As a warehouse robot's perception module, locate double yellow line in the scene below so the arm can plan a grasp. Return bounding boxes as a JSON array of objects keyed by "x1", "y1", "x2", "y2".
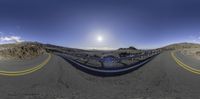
[
  {"x1": 0, "y1": 53, "x2": 51, "y2": 76},
  {"x1": 171, "y1": 52, "x2": 200, "y2": 75}
]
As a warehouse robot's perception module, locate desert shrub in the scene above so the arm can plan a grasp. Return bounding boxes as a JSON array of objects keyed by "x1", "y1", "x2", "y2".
[
  {"x1": 120, "y1": 59, "x2": 138, "y2": 66},
  {"x1": 76, "y1": 58, "x2": 88, "y2": 64},
  {"x1": 85, "y1": 59, "x2": 102, "y2": 67},
  {"x1": 196, "y1": 51, "x2": 200, "y2": 56},
  {"x1": 119, "y1": 52, "x2": 130, "y2": 57}
]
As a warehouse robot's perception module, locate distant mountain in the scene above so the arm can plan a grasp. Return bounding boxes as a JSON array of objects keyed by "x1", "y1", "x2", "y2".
[
  {"x1": 118, "y1": 46, "x2": 137, "y2": 50},
  {"x1": 162, "y1": 42, "x2": 200, "y2": 50}
]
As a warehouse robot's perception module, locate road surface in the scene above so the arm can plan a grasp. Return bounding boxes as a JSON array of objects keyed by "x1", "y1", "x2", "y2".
[
  {"x1": 0, "y1": 51, "x2": 199, "y2": 99},
  {"x1": 0, "y1": 53, "x2": 51, "y2": 76}
]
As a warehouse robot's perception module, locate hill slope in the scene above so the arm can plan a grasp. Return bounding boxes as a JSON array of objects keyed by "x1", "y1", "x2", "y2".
[
  {"x1": 162, "y1": 42, "x2": 200, "y2": 50},
  {"x1": 0, "y1": 42, "x2": 46, "y2": 60}
]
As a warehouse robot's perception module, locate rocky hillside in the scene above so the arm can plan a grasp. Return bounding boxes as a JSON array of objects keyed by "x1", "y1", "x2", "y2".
[
  {"x1": 0, "y1": 42, "x2": 46, "y2": 60},
  {"x1": 162, "y1": 42, "x2": 200, "y2": 50}
]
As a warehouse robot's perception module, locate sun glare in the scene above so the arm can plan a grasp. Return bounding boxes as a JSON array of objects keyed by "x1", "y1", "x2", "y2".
[{"x1": 97, "y1": 35, "x2": 103, "y2": 42}]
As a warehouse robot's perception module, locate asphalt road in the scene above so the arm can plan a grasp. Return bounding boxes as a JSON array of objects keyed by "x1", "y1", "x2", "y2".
[
  {"x1": 0, "y1": 51, "x2": 199, "y2": 99},
  {"x1": 0, "y1": 54, "x2": 49, "y2": 71},
  {"x1": 175, "y1": 51, "x2": 200, "y2": 69}
]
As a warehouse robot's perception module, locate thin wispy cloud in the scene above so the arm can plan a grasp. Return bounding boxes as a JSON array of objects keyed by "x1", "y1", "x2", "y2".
[
  {"x1": 0, "y1": 36, "x2": 23, "y2": 43},
  {"x1": 188, "y1": 33, "x2": 200, "y2": 43},
  {"x1": 0, "y1": 32, "x2": 24, "y2": 44}
]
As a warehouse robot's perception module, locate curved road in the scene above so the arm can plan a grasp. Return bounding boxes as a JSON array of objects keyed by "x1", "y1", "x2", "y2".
[
  {"x1": 0, "y1": 51, "x2": 199, "y2": 99},
  {"x1": 0, "y1": 53, "x2": 51, "y2": 76}
]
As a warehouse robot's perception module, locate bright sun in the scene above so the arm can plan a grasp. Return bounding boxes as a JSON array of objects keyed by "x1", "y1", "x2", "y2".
[{"x1": 97, "y1": 35, "x2": 103, "y2": 42}]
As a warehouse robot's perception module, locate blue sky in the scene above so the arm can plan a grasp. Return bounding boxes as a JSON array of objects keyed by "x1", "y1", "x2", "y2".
[{"x1": 0, "y1": 0, "x2": 200, "y2": 49}]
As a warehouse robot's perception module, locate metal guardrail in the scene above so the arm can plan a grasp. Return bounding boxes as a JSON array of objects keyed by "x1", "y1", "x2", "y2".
[{"x1": 57, "y1": 53, "x2": 159, "y2": 77}]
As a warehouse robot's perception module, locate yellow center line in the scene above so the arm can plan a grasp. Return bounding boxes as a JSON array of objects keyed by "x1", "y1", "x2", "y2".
[
  {"x1": 171, "y1": 51, "x2": 200, "y2": 75},
  {"x1": 0, "y1": 53, "x2": 52, "y2": 76}
]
